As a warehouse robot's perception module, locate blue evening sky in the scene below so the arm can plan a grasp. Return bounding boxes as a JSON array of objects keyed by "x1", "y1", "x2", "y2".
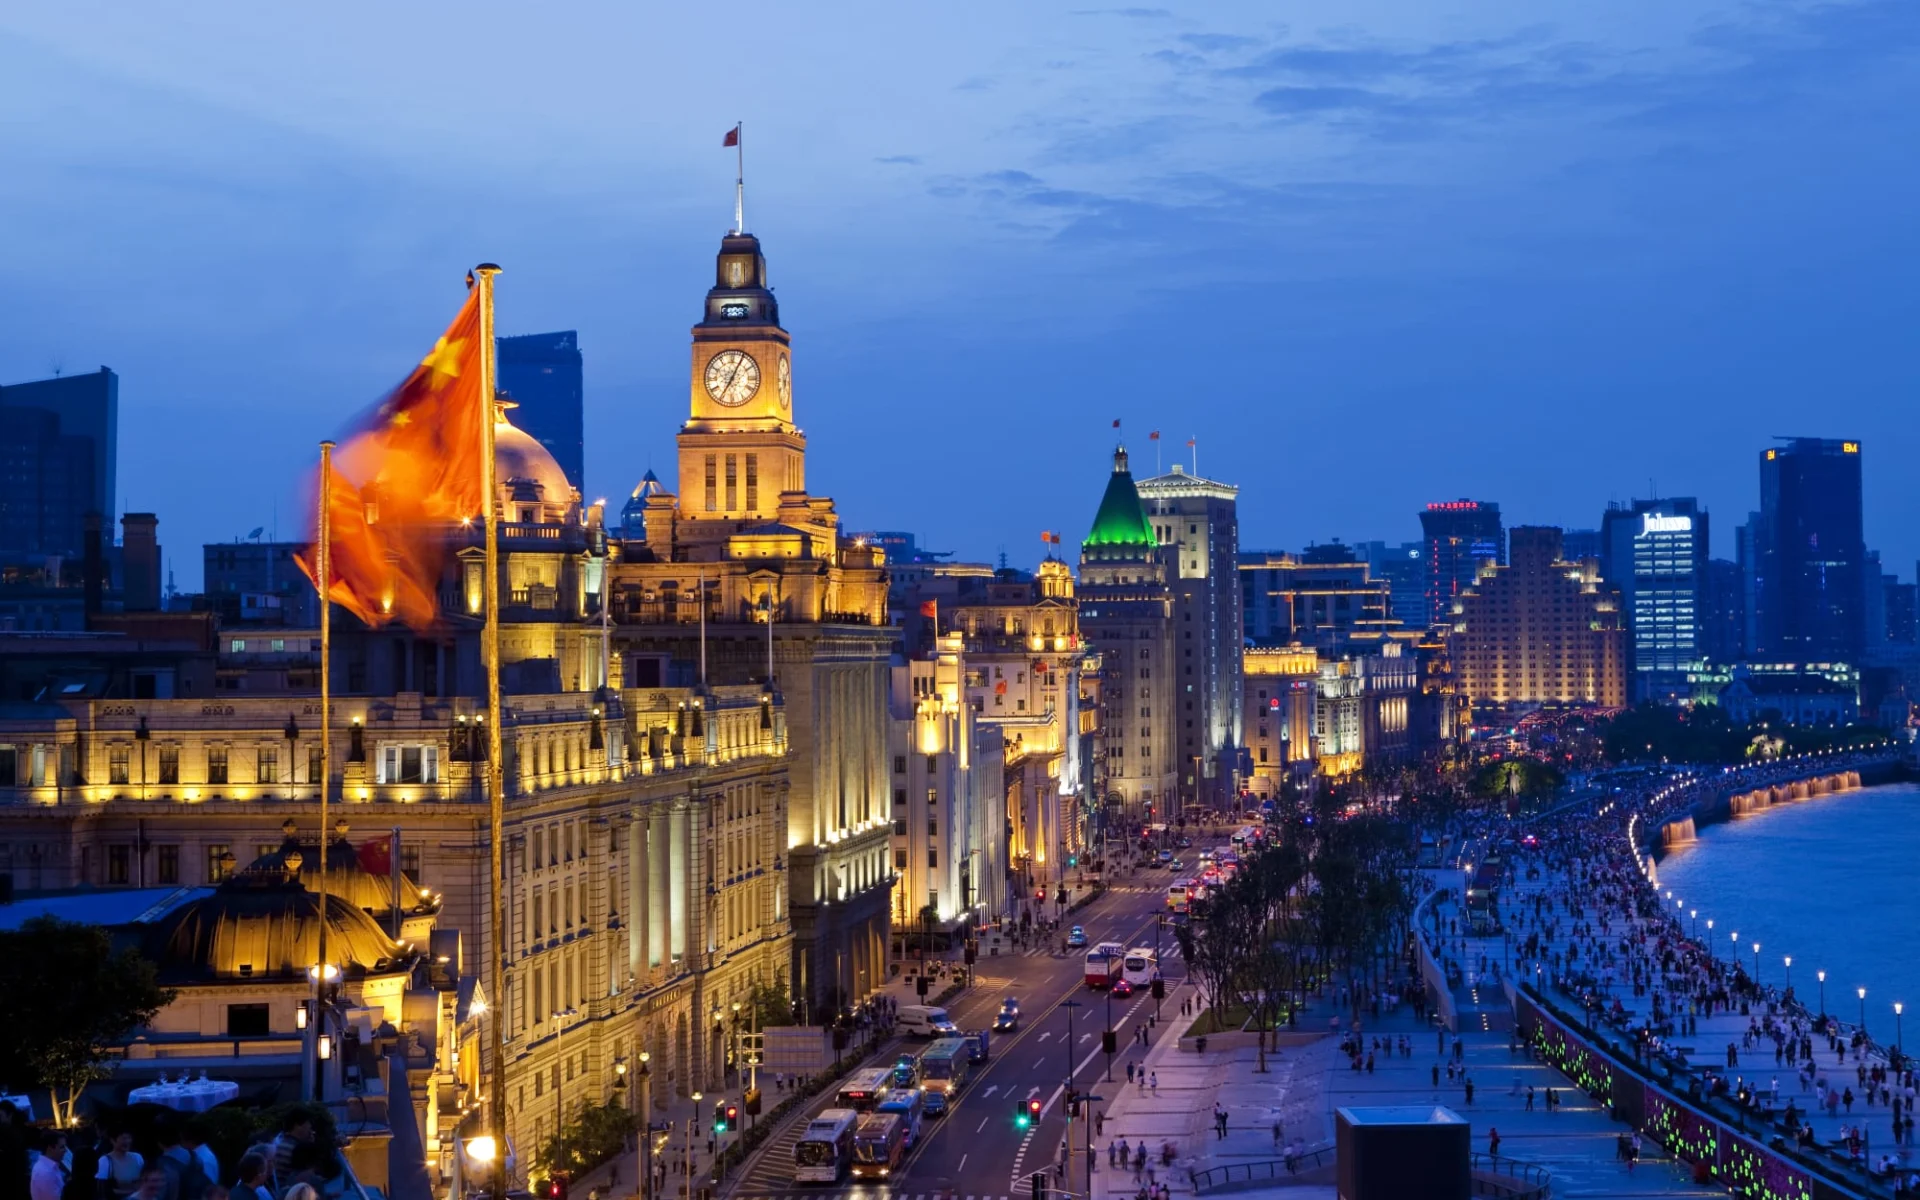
[{"x1": 2, "y1": 2, "x2": 1915, "y2": 587}]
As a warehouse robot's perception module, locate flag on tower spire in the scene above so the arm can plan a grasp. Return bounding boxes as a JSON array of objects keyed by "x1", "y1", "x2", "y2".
[{"x1": 724, "y1": 123, "x2": 744, "y2": 232}]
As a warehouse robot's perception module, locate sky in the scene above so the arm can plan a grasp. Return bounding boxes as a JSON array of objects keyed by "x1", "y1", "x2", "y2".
[{"x1": 2, "y1": 1, "x2": 1916, "y2": 589}]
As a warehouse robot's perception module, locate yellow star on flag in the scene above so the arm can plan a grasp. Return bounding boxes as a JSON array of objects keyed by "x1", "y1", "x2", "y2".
[
  {"x1": 390, "y1": 410, "x2": 412, "y2": 427},
  {"x1": 418, "y1": 335, "x2": 466, "y2": 390}
]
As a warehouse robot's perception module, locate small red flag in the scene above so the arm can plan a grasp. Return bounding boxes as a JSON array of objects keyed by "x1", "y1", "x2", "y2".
[
  {"x1": 357, "y1": 837, "x2": 393, "y2": 876},
  {"x1": 919, "y1": 600, "x2": 937, "y2": 619},
  {"x1": 1187, "y1": 437, "x2": 1197, "y2": 447},
  {"x1": 1112, "y1": 419, "x2": 1121, "y2": 428},
  {"x1": 1150, "y1": 431, "x2": 1161, "y2": 440},
  {"x1": 723, "y1": 125, "x2": 740, "y2": 147}
]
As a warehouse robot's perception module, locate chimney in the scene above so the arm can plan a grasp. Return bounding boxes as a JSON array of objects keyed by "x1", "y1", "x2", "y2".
[
  {"x1": 83, "y1": 512, "x2": 104, "y2": 616},
  {"x1": 121, "y1": 513, "x2": 161, "y2": 612}
]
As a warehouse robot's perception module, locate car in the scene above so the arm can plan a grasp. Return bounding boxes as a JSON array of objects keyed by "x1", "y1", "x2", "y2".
[
  {"x1": 1176, "y1": 837, "x2": 1192, "y2": 848},
  {"x1": 994, "y1": 1009, "x2": 1019, "y2": 1032},
  {"x1": 1066, "y1": 926, "x2": 1088, "y2": 948},
  {"x1": 1169, "y1": 859, "x2": 1184, "y2": 870},
  {"x1": 1111, "y1": 979, "x2": 1135, "y2": 998},
  {"x1": 1157, "y1": 849, "x2": 1174, "y2": 864}
]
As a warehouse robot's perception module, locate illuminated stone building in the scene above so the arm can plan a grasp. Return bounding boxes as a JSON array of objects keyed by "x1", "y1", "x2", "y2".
[
  {"x1": 885, "y1": 635, "x2": 1005, "y2": 939},
  {"x1": 1135, "y1": 465, "x2": 1243, "y2": 809},
  {"x1": 0, "y1": 407, "x2": 795, "y2": 1179},
  {"x1": 1242, "y1": 645, "x2": 1318, "y2": 800},
  {"x1": 605, "y1": 226, "x2": 893, "y2": 1022},
  {"x1": 1077, "y1": 448, "x2": 1175, "y2": 824},
  {"x1": 1448, "y1": 526, "x2": 1627, "y2": 711}
]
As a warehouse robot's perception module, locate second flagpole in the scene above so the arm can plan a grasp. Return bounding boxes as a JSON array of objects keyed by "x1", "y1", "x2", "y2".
[{"x1": 475, "y1": 262, "x2": 509, "y2": 1200}]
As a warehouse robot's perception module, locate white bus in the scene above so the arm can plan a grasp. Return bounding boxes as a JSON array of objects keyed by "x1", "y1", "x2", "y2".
[
  {"x1": 1122, "y1": 947, "x2": 1159, "y2": 985},
  {"x1": 1166, "y1": 880, "x2": 1192, "y2": 914},
  {"x1": 793, "y1": 1109, "x2": 859, "y2": 1183}
]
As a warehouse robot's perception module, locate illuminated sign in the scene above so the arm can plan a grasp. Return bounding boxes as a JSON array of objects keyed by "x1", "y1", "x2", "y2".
[
  {"x1": 1426, "y1": 501, "x2": 1482, "y2": 512},
  {"x1": 1766, "y1": 450, "x2": 1777, "y2": 460},
  {"x1": 1640, "y1": 514, "x2": 1693, "y2": 536},
  {"x1": 1843, "y1": 442, "x2": 1860, "y2": 454}
]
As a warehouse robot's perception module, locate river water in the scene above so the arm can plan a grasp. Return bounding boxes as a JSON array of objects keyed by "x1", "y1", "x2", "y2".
[{"x1": 1651, "y1": 780, "x2": 1920, "y2": 1038}]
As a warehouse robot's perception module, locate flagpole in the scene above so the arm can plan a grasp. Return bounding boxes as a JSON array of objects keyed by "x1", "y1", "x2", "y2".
[
  {"x1": 315, "y1": 440, "x2": 334, "y2": 1101},
  {"x1": 1190, "y1": 437, "x2": 1198, "y2": 476},
  {"x1": 734, "y1": 122, "x2": 745, "y2": 234},
  {"x1": 476, "y1": 262, "x2": 509, "y2": 1200}
]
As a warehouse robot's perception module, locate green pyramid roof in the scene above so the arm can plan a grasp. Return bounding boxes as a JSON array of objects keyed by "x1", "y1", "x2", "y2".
[{"x1": 1084, "y1": 447, "x2": 1156, "y2": 549}]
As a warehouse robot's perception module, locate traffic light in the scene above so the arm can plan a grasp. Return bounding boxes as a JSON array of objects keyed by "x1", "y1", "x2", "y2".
[
  {"x1": 1031, "y1": 1170, "x2": 1048, "y2": 1200},
  {"x1": 1014, "y1": 1099, "x2": 1032, "y2": 1129},
  {"x1": 743, "y1": 1087, "x2": 762, "y2": 1116},
  {"x1": 545, "y1": 1173, "x2": 570, "y2": 1200},
  {"x1": 1151, "y1": 978, "x2": 1166, "y2": 1000},
  {"x1": 713, "y1": 1100, "x2": 728, "y2": 1134},
  {"x1": 724, "y1": 1102, "x2": 740, "y2": 1132}
]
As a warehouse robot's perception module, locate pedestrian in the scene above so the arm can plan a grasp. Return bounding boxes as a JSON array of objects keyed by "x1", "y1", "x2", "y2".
[
  {"x1": 1127, "y1": 1062, "x2": 1136, "y2": 1085},
  {"x1": 1488, "y1": 1127, "x2": 1500, "y2": 1157},
  {"x1": 1096, "y1": 1111, "x2": 1105, "y2": 1137},
  {"x1": 1272, "y1": 1120, "x2": 1283, "y2": 1150},
  {"x1": 1432, "y1": 1064, "x2": 1440, "y2": 1086},
  {"x1": 1526, "y1": 1086, "x2": 1535, "y2": 1111},
  {"x1": 1464, "y1": 1079, "x2": 1475, "y2": 1105},
  {"x1": 1150, "y1": 1072, "x2": 1159, "y2": 1094}
]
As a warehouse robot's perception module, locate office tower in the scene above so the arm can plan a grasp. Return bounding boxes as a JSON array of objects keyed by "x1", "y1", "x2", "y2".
[
  {"x1": 1449, "y1": 527, "x2": 1627, "y2": 709},
  {"x1": 1136, "y1": 464, "x2": 1244, "y2": 808},
  {"x1": 1361, "y1": 540, "x2": 1429, "y2": 630},
  {"x1": 1702, "y1": 559, "x2": 1746, "y2": 664},
  {"x1": 1738, "y1": 514, "x2": 1763, "y2": 659},
  {"x1": 1240, "y1": 548, "x2": 1396, "y2": 652},
  {"x1": 1560, "y1": 528, "x2": 1602, "y2": 564},
  {"x1": 203, "y1": 541, "x2": 319, "y2": 626},
  {"x1": 1753, "y1": 438, "x2": 1866, "y2": 662},
  {"x1": 1887, "y1": 575, "x2": 1917, "y2": 645},
  {"x1": 1863, "y1": 551, "x2": 1886, "y2": 654},
  {"x1": 496, "y1": 331, "x2": 584, "y2": 491},
  {"x1": 1599, "y1": 499, "x2": 1709, "y2": 703},
  {"x1": 1078, "y1": 446, "x2": 1175, "y2": 823},
  {"x1": 1420, "y1": 500, "x2": 1504, "y2": 628},
  {"x1": 0, "y1": 368, "x2": 118, "y2": 564}
]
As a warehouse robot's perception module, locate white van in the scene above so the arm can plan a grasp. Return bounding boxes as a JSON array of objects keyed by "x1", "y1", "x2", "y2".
[{"x1": 896, "y1": 1005, "x2": 959, "y2": 1038}]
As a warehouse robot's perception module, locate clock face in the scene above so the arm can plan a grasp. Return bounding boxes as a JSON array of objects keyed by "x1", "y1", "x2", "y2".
[
  {"x1": 703, "y1": 349, "x2": 760, "y2": 407},
  {"x1": 776, "y1": 354, "x2": 791, "y2": 408}
]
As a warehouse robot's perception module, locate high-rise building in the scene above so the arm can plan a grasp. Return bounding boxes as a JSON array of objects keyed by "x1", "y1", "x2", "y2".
[
  {"x1": 203, "y1": 541, "x2": 319, "y2": 626},
  {"x1": 496, "y1": 331, "x2": 584, "y2": 491},
  {"x1": 1136, "y1": 464, "x2": 1243, "y2": 809},
  {"x1": 1888, "y1": 575, "x2": 1917, "y2": 646},
  {"x1": 1360, "y1": 540, "x2": 1429, "y2": 630},
  {"x1": 1701, "y1": 558, "x2": 1746, "y2": 665},
  {"x1": 1753, "y1": 438, "x2": 1866, "y2": 663},
  {"x1": 1078, "y1": 446, "x2": 1175, "y2": 824},
  {"x1": 1560, "y1": 528, "x2": 1602, "y2": 564},
  {"x1": 1420, "y1": 500, "x2": 1504, "y2": 629},
  {"x1": 0, "y1": 368, "x2": 118, "y2": 564},
  {"x1": 1448, "y1": 526, "x2": 1627, "y2": 710},
  {"x1": 1599, "y1": 499, "x2": 1709, "y2": 703},
  {"x1": 1240, "y1": 548, "x2": 1397, "y2": 652}
]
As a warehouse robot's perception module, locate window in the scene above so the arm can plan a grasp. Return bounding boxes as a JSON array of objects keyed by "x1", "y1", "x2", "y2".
[
  {"x1": 157, "y1": 746, "x2": 179, "y2": 785},
  {"x1": 107, "y1": 844, "x2": 131, "y2": 885},
  {"x1": 270, "y1": 638, "x2": 286, "y2": 652},
  {"x1": 206, "y1": 746, "x2": 228, "y2": 785},
  {"x1": 893, "y1": 818, "x2": 907, "y2": 836},
  {"x1": 533, "y1": 829, "x2": 545, "y2": 869},
  {"x1": 704, "y1": 454, "x2": 718, "y2": 513},
  {"x1": 378, "y1": 744, "x2": 440, "y2": 784},
  {"x1": 156, "y1": 845, "x2": 180, "y2": 884},
  {"x1": 108, "y1": 744, "x2": 130, "y2": 786},
  {"x1": 230, "y1": 638, "x2": 246, "y2": 653},
  {"x1": 892, "y1": 755, "x2": 906, "y2": 774},
  {"x1": 0, "y1": 747, "x2": 14, "y2": 786},
  {"x1": 893, "y1": 788, "x2": 906, "y2": 807},
  {"x1": 927, "y1": 818, "x2": 937, "y2": 836},
  {"x1": 927, "y1": 849, "x2": 938, "y2": 868},
  {"x1": 725, "y1": 454, "x2": 738, "y2": 511},
  {"x1": 745, "y1": 453, "x2": 758, "y2": 511},
  {"x1": 226, "y1": 1004, "x2": 270, "y2": 1037},
  {"x1": 208, "y1": 844, "x2": 232, "y2": 882},
  {"x1": 925, "y1": 755, "x2": 937, "y2": 774},
  {"x1": 926, "y1": 788, "x2": 937, "y2": 806},
  {"x1": 257, "y1": 746, "x2": 278, "y2": 786},
  {"x1": 402, "y1": 847, "x2": 420, "y2": 876},
  {"x1": 307, "y1": 744, "x2": 322, "y2": 784},
  {"x1": 894, "y1": 849, "x2": 907, "y2": 870}
]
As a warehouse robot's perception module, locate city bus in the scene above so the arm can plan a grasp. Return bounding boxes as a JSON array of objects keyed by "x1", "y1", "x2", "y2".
[
  {"x1": 793, "y1": 1109, "x2": 859, "y2": 1183},
  {"x1": 1166, "y1": 880, "x2": 1192, "y2": 914},
  {"x1": 1231, "y1": 826, "x2": 1256, "y2": 849},
  {"x1": 1084, "y1": 944, "x2": 1124, "y2": 989},
  {"x1": 850, "y1": 1112, "x2": 908, "y2": 1179},
  {"x1": 919, "y1": 1038, "x2": 972, "y2": 1107},
  {"x1": 1123, "y1": 947, "x2": 1159, "y2": 985},
  {"x1": 835, "y1": 1068, "x2": 894, "y2": 1112},
  {"x1": 876, "y1": 1087, "x2": 926, "y2": 1144}
]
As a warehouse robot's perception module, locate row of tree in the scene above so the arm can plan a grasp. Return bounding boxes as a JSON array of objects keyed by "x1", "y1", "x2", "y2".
[{"x1": 1174, "y1": 800, "x2": 1416, "y2": 1070}]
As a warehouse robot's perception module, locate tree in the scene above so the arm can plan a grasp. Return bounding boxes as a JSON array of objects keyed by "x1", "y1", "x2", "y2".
[{"x1": 0, "y1": 917, "x2": 175, "y2": 1126}]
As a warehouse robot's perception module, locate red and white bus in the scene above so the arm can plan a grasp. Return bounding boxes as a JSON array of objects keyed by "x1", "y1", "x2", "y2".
[
  {"x1": 1084, "y1": 941, "x2": 1125, "y2": 989},
  {"x1": 850, "y1": 1112, "x2": 908, "y2": 1179}
]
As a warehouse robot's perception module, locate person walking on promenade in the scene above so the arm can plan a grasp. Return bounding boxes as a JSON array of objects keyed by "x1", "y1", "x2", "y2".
[
  {"x1": 1487, "y1": 1128, "x2": 1500, "y2": 1157},
  {"x1": 1526, "y1": 1086, "x2": 1535, "y2": 1111}
]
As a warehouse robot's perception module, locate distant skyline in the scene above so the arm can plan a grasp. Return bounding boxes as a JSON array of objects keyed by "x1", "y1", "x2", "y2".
[{"x1": 2, "y1": 1, "x2": 1915, "y2": 589}]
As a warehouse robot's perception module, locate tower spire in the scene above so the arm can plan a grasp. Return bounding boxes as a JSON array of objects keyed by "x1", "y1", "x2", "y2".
[{"x1": 727, "y1": 122, "x2": 745, "y2": 234}]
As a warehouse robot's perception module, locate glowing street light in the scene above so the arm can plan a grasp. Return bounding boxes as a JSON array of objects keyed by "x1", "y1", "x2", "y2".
[{"x1": 1818, "y1": 970, "x2": 1827, "y2": 1016}]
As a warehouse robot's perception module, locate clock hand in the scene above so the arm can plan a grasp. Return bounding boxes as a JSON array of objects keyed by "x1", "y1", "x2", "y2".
[{"x1": 721, "y1": 359, "x2": 744, "y2": 399}]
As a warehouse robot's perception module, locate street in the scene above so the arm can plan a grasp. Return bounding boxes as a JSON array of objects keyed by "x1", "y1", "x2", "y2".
[{"x1": 725, "y1": 838, "x2": 1218, "y2": 1200}]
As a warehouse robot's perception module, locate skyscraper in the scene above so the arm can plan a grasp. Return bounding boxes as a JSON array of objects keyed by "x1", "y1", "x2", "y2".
[
  {"x1": 1753, "y1": 438, "x2": 1866, "y2": 663},
  {"x1": 1078, "y1": 446, "x2": 1175, "y2": 823},
  {"x1": 1136, "y1": 464, "x2": 1244, "y2": 808},
  {"x1": 0, "y1": 368, "x2": 118, "y2": 564},
  {"x1": 496, "y1": 331, "x2": 584, "y2": 491},
  {"x1": 1701, "y1": 558, "x2": 1746, "y2": 665},
  {"x1": 1361, "y1": 540, "x2": 1429, "y2": 630},
  {"x1": 1599, "y1": 498, "x2": 1709, "y2": 703},
  {"x1": 1420, "y1": 500, "x2": 1504, "y2": 628},
  {"x1": 1449, "y1": 527, "x2": 1627, "y2": 710}
]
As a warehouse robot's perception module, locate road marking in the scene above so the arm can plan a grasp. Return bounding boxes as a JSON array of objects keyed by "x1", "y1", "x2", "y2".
[
  {"x1": 1037, "y1": 1032, "x2": 1051, "y2": 1042},
  {"x1": 960, "y1": 1153, "x2": 969, "y2": 1172},
  {"x1": 983, "y1": 1084, "x2": 998, "y2": 1097},
  {"x1": 1079, "y1": 1033, "x2": 1092, "y2": 1043},
  {"x1": 977, "y1": 1117, "x2": 988, "y2": 1132},
  {"x1": 1028, "y1": 1085, "x2": 1041, "y2": 1097},
  {"x1": 1034, "y1": 1058, "x2": 1046, "y2": 1070}
]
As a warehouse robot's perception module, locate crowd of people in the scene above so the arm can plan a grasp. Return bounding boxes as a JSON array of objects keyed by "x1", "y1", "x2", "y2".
[{"x1": 0, "y1": 1104, "x2": 334, "y2": 1200}]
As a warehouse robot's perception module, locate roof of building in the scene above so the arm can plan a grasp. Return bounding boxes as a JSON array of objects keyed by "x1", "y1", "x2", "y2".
[
  {"x1": 243, "y1": 819, "x2": 439, "y2": 920},
  {"x1": 0, "y1": 886, "x2": 209, "y2": 932},
  {"x1": 143, "y1": 868, "x2": 418, "y2": 984},
  {"x1": 628, "y1": 469, "x2": 667, "y2": 503},
  {"x1": 1083, "y1": 447, "x2": 1155, "y2": 549},
  {"x1": 496, "y1": 411, "x2": 573, "y2": 505}
]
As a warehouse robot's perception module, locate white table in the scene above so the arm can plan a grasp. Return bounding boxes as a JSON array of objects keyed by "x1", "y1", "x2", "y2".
[{"x1": 126, "y1": 1080, "x2": 239, "y2": 1112}]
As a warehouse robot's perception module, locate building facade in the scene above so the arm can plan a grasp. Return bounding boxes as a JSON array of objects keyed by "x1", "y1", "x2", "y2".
[
  {"x1": 1135, "y1": 465, "x2": 1243, "y2": 808},
  {"x1": 204, "y1": 540, "x2": 321, "y2": 627},
  {"x1": 0, "y1": 368, "x2": 118, "y2": 565},
  {"x1": 1752, "y1": 438, "x2": 1867, "y2": 664},
  {"x1": 1448, "y1": 526, "x2": 1627, "y2": 711},
  {"x1": 1420, "y1": 500, "x2": 1504, "y2": 630},
  {"x1": 1241, "y1": 547, "x2": 1397, "y2": 652},
  {"x1": 1078, "y1": 448, "x2": 1175, "y2": 824},
  {"x1": 1599, "y1": 499, "x2": 1709, "y2": 703},
  {"x1": 497, "y1": 331, "x2": 586, "y2": 493}
]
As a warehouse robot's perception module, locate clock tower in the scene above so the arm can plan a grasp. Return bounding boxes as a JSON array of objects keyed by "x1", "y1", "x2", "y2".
[{"x1": 677, "y1": 231, "x2": 804, "y2": 526}]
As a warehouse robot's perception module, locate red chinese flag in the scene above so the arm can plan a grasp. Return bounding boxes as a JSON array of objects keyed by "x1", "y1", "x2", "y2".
[
  {"x1": 357, "y1": 836, "x2": 394, "y2": 876},
  {"x1": 1150, "y1": 431, "x2": 1160, "y2": 440},
  {"x1": 296, "y1": 288, "x2": 487, "y2": 630},
  {"x1": 1112, "y1": 418, "x2": 1120, "y2": 428},
  {"x1": 723, "y1": 126, "x2": 740, "y2": 147},
  {"x1": 919, "y1": 600, "x2": 937, "y2": 619}
]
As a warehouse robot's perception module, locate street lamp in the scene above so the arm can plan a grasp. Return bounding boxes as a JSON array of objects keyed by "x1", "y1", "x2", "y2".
[
  {"x1": 1752, "y1": 943, "x2": 1761, "y2": 984},
  {"x1": 1706, "y1": 919, "x2": 1714, "y2": 956},
  {"x1": 687, "y1": 1091, "x2": 702, "y2": 1200},
  {"x1": 1859, "y1": 988, "x2": 1868, "y2": 1035},
  {"x1": 636, "y1": 1051, "x2": 654, "y2": 1200},
  {"x1": 1818, "y1": 970, "x2": 1827, "y2": 1017},
  {"x1": 1784, "y1": 956, "x2": 1792, "y2": 994},
  {"x1": 1897, "y1": 1003, "x2": 1906, "y2": 1063},
  {"x1": 1689, "y1": 909, "x2": 1697, "y2": 938}
]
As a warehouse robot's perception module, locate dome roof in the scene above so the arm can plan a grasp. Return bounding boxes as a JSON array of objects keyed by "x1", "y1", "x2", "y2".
[
  {"x1": 144, "y1": 869, "x2": 418, "y2": 984},
  {"x1": 1083, "y1": 446, "x2": 1156, "y2": 550},
  {"x1": 245, "y1": 820, "x2": 439, "y2": 921},
  {"x1": 495, "y1": 411, "x2": 574, "y2": 507}
]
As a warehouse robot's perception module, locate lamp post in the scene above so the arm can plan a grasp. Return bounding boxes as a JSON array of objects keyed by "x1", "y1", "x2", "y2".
[
  {"x1": 306, "y1": 962, "x2": 340, "y2": 1102},
  {"x1": 635, "y1": 1051, "x2": 652, "y2": 1200},
  {"x1": 687, "y1": 1090, "x2": 702, "y2": 1200},
  {"x1": 1784, "y1": 956, "x2": 1792, "y2": 995},
  {"x1": 1690, "y1": 909, "x2": 1697, "y2": 938},
  {"x1": 1818, "y1": 971, "x2": 1827, "y2": 1018},
  {"x1": 1859, "y1": 988, "x2": 1867, "y2": 1036},
  {"x1": 1061, "y1": 1000, "x2": 1082, "y2": 1194},
  {"x1": 1897, "y1": 1003, "x2": 1906, "y2": 1064},
  {"x1": 552, "y1": 1006, "x2": 579, "y2": 1180},
  {"x1": 1706, "y1": 919, "x2": 1714, "y2": 956},
  {"x1": 1752, "y1": 943, "x2": 1761, "y2": 986}
]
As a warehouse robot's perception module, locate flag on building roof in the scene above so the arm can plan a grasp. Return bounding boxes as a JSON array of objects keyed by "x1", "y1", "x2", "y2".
[{"x1": 723, "y1": 124, "x2": 740, "y2": 147}]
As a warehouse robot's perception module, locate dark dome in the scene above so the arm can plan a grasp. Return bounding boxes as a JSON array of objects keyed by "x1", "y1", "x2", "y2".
[
  {"x1": 146, "y1": 870, "x2": 418, "y2": 984},
  {"x1": 247, "y1": 821, "x2": 440, "y2": 921}
]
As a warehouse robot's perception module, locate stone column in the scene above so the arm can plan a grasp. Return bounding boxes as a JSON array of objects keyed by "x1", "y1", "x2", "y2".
[
  {"x1": 647, "y1": 808, "x2": 668, "y2": 970},
  {"x1": 669, "y1": 800, "x2": 690, "y2": 964}
]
